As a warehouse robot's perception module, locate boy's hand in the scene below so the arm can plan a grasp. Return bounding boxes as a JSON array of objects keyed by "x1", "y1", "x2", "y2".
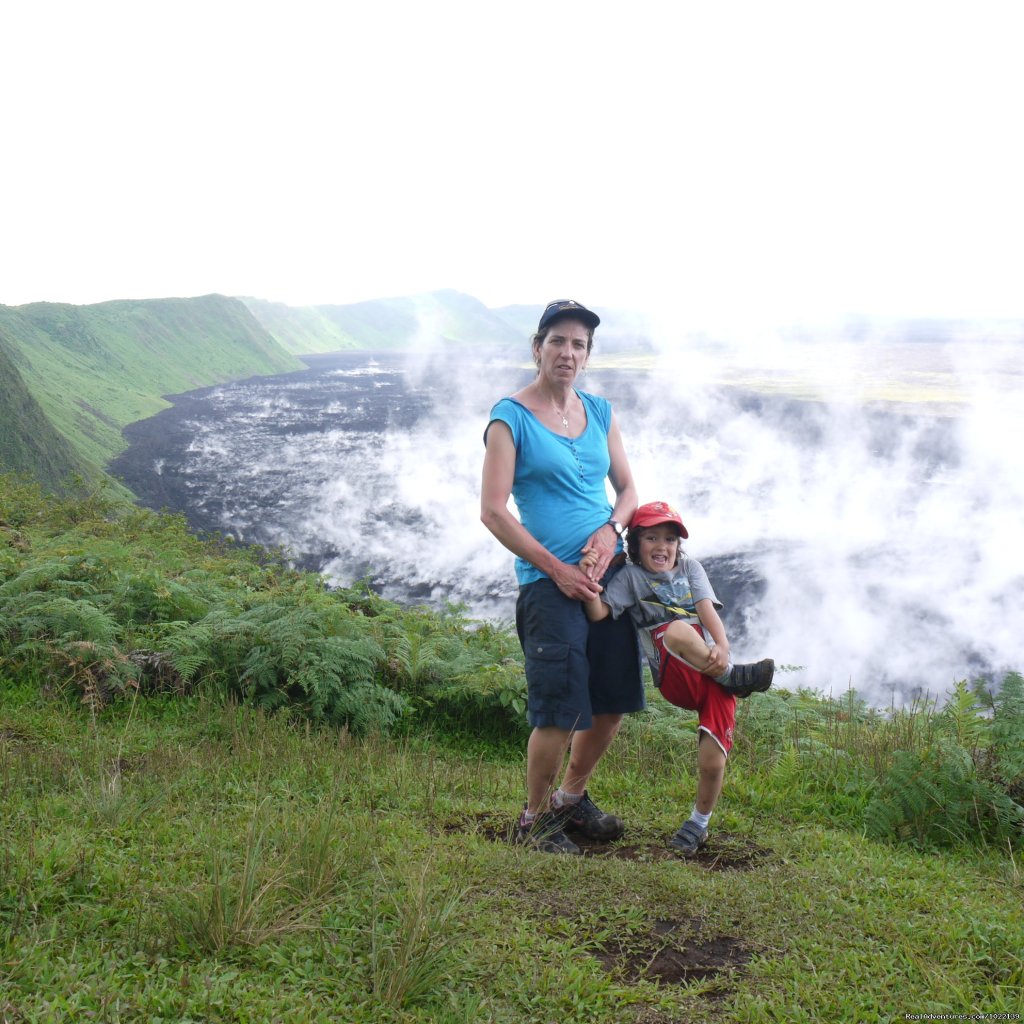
[
  {"x1": 579, "y1": 551, "x2": 600, "y2": 574},
  {"x1": 704, "y1": 643, "x2": 730, "y2": 677},
  {"x1": 580, "y1": 522, "x2": 618, "y2": 581}
]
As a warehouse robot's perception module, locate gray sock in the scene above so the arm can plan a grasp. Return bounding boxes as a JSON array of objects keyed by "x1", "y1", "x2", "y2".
[{"x1": 713, "y1": 662, "x2": 733, "y2": 686}]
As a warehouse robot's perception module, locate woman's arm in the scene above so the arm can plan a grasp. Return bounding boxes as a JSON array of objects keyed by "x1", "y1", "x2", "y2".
[
  {"x1": 580, "y1": 412, "x2": 639, "y2": 581},
  {"x1": 695, "y1": 598, "x2": 731, "y2": 677},
  {"x1": 481, "y1": 420, "x2": 602, "y2": 600}
]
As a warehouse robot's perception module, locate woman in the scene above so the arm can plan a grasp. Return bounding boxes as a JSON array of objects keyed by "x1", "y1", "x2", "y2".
[{"x1": 480, "y1": 298, "x2": 644, "y2": 854}]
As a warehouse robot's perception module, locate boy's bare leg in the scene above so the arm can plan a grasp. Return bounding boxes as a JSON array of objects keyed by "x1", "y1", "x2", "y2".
[
  {"x1": 526, "y1": 726, "x2": 574, "y2": 814},
  {"x1": 695, "y1": 732, "x2": 727, "y2": 814},
  {"x1": 560, "y1": 713, "x2": 623, "y2": 795},
  {"x1": 663, "y1": 621, "x2": 716, "y2": 673}
]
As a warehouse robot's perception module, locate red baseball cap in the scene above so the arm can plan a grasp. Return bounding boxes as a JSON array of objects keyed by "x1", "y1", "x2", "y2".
[{"x1": 629, "y1": 501, "x2": 689, "y2": 538}]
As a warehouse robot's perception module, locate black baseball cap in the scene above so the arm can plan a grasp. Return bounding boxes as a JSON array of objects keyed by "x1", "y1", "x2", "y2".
[{"x1": 537, "y1": 299, "x2": 600, "y2": 333}]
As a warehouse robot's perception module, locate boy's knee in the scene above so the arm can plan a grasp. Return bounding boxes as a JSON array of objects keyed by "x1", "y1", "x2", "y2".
[
  {"x1": 663, "y1": 621, "x2": 693, "y2": 643},
  {"x1": 697, "y1": 732, "x2": 728, "y2": 767},
  {"x1": 663, "y1": 622, "x2": 705, "y2": 659}
]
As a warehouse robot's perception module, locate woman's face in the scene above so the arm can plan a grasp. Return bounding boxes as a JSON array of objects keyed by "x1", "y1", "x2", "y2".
[
  {"x1": 636, "y1": 523, "x2": 681, "y2": 573},
  {"x1": 533, "y1": 317, "x2": 590, "y2": 385}
]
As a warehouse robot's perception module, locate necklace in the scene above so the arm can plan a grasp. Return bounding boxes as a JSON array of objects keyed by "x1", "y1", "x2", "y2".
[{"x1": 552, "y1": 396, "x2": 571, "y2": 430}]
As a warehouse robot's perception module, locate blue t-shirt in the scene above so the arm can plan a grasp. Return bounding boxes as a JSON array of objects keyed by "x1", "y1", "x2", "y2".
[{"x1": 486, "y1": 390, "x2": 617, "y2": 586}]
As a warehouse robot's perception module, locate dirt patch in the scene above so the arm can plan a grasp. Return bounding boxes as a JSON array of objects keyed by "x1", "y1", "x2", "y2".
[
  {"x1": 439, "y1": 812, "x2": 771, "y2": 871},
  {"x1": 437, "y1": 816, "x2": 760, "y2": 1002},
  {"x1": 594, "y1": 917, "x2": 751, "y2": 985},
  {"x1": 542, "y1": 908, "x2": 751, "y2": 994}
]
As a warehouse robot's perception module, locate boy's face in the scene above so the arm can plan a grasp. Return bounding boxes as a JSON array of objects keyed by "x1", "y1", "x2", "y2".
[{"x1": 636, "y1": 523, "x2": 681, "y2": 573}]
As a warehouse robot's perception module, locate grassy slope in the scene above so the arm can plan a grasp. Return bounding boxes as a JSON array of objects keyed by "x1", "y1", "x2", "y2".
[
  {"x1": 0, "y1": 289, "x2": 524, "y2": 493},
  {"x1": 237, "y1": 297, "x2": 360, "y2": 354},
  {"x1": 491, "y1": 303, "x2": 537, "y2": 338},
  {"x1": 0, "y1": 295, "x2": 302, "y2": 473},
  {"x1": 311, "y1": 289, "x2": 524, "y2": 350},
  {"x1": 0, "y1": 691, "x2": 1020, "y2": 1023},
  {"x1": 0, "y1": 479, "x2": 1020, "y2": 1021},
  {"x1": 0, "y1": 335, "x2": 93, "y2": 489},
  {"x1": 242, "y1": 289, "x2": 524, "y2": 354}
]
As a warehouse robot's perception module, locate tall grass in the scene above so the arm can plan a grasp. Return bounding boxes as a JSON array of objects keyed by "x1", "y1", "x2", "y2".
[
  {"x1": 2, "y1": 687, "x2": 1023, "y2": 1020},
  {"x1": 368, "y1": 857, "x2": 468, "y2": 1010}
]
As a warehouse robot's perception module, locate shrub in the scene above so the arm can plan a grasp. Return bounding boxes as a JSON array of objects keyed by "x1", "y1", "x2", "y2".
[{"x1": 865, "y1": 741, "x2": 1024, "y2": 850}]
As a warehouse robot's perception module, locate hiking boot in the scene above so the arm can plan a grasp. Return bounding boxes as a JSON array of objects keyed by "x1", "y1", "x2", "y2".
[
  {"x1": 669, "y1": 819, "x2": 709, "y2": 856},
  {"x1": 554, "y1": 791, "x2": 625, "y2": 841},
  {"x1": 719, "y1": 658, "x2": 775, "y2": 698},
  {"x1": 515, "y1": 810, "x2": 581, "y2": 855}
]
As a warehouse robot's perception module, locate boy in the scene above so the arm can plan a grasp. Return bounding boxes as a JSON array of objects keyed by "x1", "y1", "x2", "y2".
[{"x1": 580, "y1": 501, "x2": 774, "y2": 855}]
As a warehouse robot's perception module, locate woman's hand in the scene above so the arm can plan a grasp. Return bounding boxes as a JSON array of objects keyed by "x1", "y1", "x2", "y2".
[
  {"x1": 549, "y1": 560, "x2": 604, "y2": 601},
  {"x1": 580, "y1": 523, "x2": 617, "y2": 581}
]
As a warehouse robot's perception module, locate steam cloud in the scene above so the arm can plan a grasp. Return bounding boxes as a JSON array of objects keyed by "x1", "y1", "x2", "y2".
[{"x1": 119, "y1": 321, "x2": 1024, "y2": 705}]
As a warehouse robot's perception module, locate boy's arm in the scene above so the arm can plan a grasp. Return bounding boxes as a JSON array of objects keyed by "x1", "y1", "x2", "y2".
[
  {"x1": 695, "y1": 598, "x2": 730, "y2": 677},
  {"x1": 582, "y1": 593, "x2": 610, "y2": 622},
  {"x1": 579, "y1": 552, "x2": 611, "y2": 621}
]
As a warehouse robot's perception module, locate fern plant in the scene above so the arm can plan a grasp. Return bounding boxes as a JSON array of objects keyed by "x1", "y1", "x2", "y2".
[
  {"x1": 156, "y1": 598, "x2": 406, "y2": 734},
  {"x1": 937, "y1": 678, "x2": 990, "y2": 754},
  {"x1": 865, "y1": 743, "x2": 1024, "y2": 850},
  {"x1": 0, "y1": 583, "x2": 136, "y2": 705},
  {"x1": 985, "y1": 672, "x2": 1024, "y2": 802}
]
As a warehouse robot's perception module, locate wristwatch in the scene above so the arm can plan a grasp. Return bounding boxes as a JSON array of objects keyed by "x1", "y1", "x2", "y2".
[{"x1": 607, "y1": 519, "x2": 624, "y2": 537}]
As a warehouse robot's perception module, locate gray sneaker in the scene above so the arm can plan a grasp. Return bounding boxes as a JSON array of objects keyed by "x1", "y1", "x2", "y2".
[
  {"x1": 555, "y1": 790, "x2": 625, "y2": 841},
  {"x1": 515, "y1": 809, "x2": 581, "y2": 855},
  {"x1": 669, "y1": 819, "x2": 709, "y2": 856}
]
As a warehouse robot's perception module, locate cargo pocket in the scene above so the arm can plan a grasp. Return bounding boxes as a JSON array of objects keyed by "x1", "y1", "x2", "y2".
[{"x1": 523, "y1": 641, "x2": 570, "y2": 712}]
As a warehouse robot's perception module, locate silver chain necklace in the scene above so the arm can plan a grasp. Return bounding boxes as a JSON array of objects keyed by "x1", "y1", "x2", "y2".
[
  {"x1": 552, "y1": 399, "x2": 570, "y2": 430},
  {"x1": 551, "y1": 391, "x2": 574, "y2": 430}
]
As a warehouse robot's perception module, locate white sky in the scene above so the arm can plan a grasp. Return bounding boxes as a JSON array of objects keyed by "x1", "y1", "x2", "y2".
[{"x1": 4, "y1": 1, "x2": 1024, "y2": 326}]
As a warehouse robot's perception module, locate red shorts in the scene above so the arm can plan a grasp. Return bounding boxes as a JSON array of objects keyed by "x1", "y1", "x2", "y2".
[{"x1": 651, "y1": 623, "x2": 736, "y2": 755}]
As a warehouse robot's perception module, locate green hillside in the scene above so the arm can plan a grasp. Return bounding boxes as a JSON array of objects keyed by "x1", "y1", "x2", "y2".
[
  {"x1": 241, "y1": 289, "x2": 524, "y2": 354},
  {"x1": 237, "y1": 297, "x2": 360, "y2": 354},
  {"x1": 310, "y1": 289, "x2": 524, "y2": 350},
  {"x1": 0, "y1": 289, "x2": 527, "y2": 494},
  {"x1": 0, "y1": 335, "x2": 94, "y2": 489},
  {"x1": 0, "y1": 295, "x2": 302, "y2": 475},
  {"x1": 491, "y1": 303, "x2": 538, "y2": 337}
]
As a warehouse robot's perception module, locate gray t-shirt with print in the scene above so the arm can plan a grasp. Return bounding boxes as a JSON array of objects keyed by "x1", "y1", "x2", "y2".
[{"x1": 601, "y1": 556, "x2": 723, "y2": 684}]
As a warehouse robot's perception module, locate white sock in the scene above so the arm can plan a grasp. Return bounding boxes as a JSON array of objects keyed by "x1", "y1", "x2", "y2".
[
  {"x1": 713, "y1": 662, "x2": 733, "y2": 686},
  {"x1": 690, "y1": 807, "x2": 712, "y2": 830},
  {"x1": 552, "y1": 789, "x2": 582, "y2": 809}
]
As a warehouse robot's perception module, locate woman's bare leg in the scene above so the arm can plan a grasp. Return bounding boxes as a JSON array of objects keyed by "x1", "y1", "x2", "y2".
[
  {"x1": 526, "y1": 726, "x2": 574, "y2": 813},
  {"x1": 560, "y1": 713, "x2": 623, "y2": 794}
]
